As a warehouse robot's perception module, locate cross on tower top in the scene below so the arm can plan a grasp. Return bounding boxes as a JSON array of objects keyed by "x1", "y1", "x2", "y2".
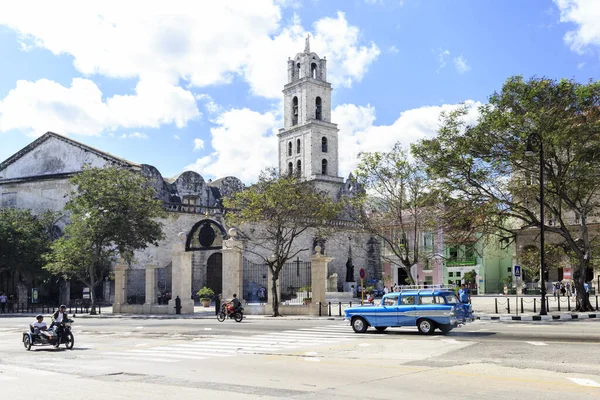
[{"x1": 304, "y1": 34, "x2": 310, "y2": 54}]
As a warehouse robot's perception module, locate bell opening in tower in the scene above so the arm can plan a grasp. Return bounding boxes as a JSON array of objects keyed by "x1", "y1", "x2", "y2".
[
  {"x1": 315, "y1": 97, "x2": 322, "y2": 120},
  {"x1": 292, "y1": 97, "x2": 298, "y2": 126}
]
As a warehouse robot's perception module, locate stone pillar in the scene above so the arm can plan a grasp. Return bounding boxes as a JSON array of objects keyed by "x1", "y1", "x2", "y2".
[
  {"x1": 222, "y1": 229, "x2": 243, "y2": 302},
  {"x1": 143, "y1": 264, "x2": 159, "y2": 312},
  {"x1": 168, "y1": 232, "x2": 194, "y2": 314},
  {"x1": 310, "y1": 246, "x2": 333, "y2": 316},
  {"x1": 59, "y1": 279, "x2": 71, "y2": 306},
  {"x1": 112, "y1": 259, "x2": 129, "y2": 313}
]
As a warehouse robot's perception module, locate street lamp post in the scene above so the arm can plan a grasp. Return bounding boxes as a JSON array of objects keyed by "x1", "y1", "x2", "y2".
[{"x1": 526, "y1": 136, "x2": 547, "y2": 315}]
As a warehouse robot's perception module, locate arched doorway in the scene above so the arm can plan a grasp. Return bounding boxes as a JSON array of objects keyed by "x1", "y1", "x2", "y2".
[{"x1": 207, "y1": 253, "x2": 223, "y2": 295}]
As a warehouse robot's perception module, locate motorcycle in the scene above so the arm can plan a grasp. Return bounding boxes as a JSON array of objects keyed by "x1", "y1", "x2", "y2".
[
  {"x1": 23, "y1": 319, "x2": 74, "y2": 351},
  {"x1": 217, "y1": 303, "x2": 243, "y2": 322}
]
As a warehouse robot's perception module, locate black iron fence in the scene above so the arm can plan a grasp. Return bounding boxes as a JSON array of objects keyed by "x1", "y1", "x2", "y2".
[
  {"x1": 0, "y1": 300, "x2": 106, "y2": 315},
  {"x1": 243, "y1": 258, "x2": 268, "y2": 303},
  {"x1": 126, "y1": 269, "x2": 146, "y2": 305},
  {"x1": 280, "y1": 258, "x2": 311, "y2": 304},
  {"x1": 157, "y1": 264, "x2": 172, "y2": 304}
]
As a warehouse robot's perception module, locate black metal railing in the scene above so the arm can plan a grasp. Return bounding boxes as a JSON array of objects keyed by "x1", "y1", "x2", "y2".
[
  {"x1": 243, "y1": 258, "x2": 268, "y2": 303},
  {"x1": 280, "y1": 258, "x2": 311, "y2": 304}
]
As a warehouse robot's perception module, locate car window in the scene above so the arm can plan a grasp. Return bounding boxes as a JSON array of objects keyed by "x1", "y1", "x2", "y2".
[
  {"x1": 400, "y1": 296, "x2": 415, "y2": 305},
  {"x1": 444, "y1": 295, "x2": 459, "y2": 304},
  {"x1": 419, "y1": 295, "x2": 443, "y2": 305},
  {"x1": 383, "y1": 295, "x2": 398, "y2": 306}
]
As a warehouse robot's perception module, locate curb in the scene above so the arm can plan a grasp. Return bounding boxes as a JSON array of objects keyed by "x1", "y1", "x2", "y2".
[
  {"x1": 476, "y1": 313, "x2": 598, "y2": 321},
  {"x1": 0, "y1": 312, "x2": 343, "y2": 321}
]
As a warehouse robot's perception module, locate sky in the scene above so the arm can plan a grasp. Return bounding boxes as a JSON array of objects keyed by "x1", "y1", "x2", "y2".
[{"x1": 0, "y1": 0, "x2": 599, "y2": 183}]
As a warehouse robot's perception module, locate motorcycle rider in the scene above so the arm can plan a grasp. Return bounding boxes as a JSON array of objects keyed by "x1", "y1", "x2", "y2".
[
  {"x1": 52, "y1": 304, "x2": 68, "y2": 324},
  {"x1": 231, "y1": 294, "x2": 241, "y2": 312}
]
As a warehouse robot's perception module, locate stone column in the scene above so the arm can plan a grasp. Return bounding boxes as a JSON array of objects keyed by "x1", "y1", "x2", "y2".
[
  {"x1": 143, "y1": 264, "x2": 159, "y2": 312},
  {"x1": 222, "y1": 228, "x2": 243, "y2": 302},
  {"x1": 310, "y1": 246, "x2": 333, "y2": 316},
  {"x1": 112, "y1": 259, "x2": 129, "y2": 313},
  {"x1": 168, "y1": 232, "x2": 194, "y2": 314}
]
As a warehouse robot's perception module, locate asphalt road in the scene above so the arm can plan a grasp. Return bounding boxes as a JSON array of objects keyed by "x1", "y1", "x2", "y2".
[{"x1": 1, "y1": 316, "x2": 599, "y2": 399}]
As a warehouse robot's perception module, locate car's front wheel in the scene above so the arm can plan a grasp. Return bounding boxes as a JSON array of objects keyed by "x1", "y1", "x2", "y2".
[
  {"x1": 351, "y1": 317, "x2": 368, "y2": 333},
  {"x1": 417, "y1": 318, "x2": 435, "y2": 335}
]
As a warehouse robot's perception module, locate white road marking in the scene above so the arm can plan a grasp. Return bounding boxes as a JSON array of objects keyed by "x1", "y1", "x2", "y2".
[
  {"x1": 304, "y1": 357, "x2": 320, "y2": 362},
  {"x1": 359, "y1": 343, "x2": 370, "y2": 347},
  {"x1": 135, "y1": 343, "x2": 149, "y2": 347},
  {"x1": 304, "y1": 351, "x2": 319, "y2": 356},
  {"x1": 441, "y1": 339, "x2": 459, "y2": 344},
  {"x1": 135, "y1": 326, "x2": 144, "y2": 329},
  {"x1": 568, "y1": 378, "x2": 600, "y2": 387},
  {"x1": 525, "y1": 341, "x2": 547, "y2": 346}
]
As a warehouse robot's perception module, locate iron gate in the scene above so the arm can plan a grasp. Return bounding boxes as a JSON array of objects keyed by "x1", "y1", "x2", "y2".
[
  {"x1": 157, "y1": 264, "x2": 172, "y2": 304},
  {"x1": 126, "y1": 269, "x2": 146, "y2": 304},
  {"x1": 243, "y1": 258, "x2": 268, "y2": 303},
  {"x1": 280, "y1": 258, "x2": 311, "y2": 304}
]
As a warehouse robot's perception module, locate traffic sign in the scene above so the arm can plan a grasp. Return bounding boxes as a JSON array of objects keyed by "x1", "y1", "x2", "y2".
[
  {"x1": 359, "y1": 268, "x2": 366, "y2": 280},
  {"x1": 514, "y1": 265, "x2": 521, "y2": 278}
]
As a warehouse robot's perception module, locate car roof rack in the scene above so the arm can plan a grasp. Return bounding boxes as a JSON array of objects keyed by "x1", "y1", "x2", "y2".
[{"x1": 397, "y1": 284, "x2": 456, "y2": 295}]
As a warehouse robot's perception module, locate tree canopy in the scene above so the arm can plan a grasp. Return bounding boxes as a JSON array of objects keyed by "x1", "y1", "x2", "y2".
[
  {"x1": 224, "y1": 168, "x2": 341, "y2": 316},
  {"x1": 44, "y1": 166, "x2": 166, "y2": 314},
  {"x1": 413, "y1": 76, "x2": 600, "y2": 311},
  {"x1": 0, "y1": 208, "x2": 57, "y2": 294},
  {"x1": 348, "y1": 143, "x2": 439, "y2": 285}
]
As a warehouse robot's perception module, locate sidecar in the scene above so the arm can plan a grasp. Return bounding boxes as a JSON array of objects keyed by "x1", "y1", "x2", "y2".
[{"x1": 22, "y1": 321, "x2": 74, "y2": 351}]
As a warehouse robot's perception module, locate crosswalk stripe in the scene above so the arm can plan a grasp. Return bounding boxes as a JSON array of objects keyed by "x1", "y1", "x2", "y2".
[
  {"x1": 101, "y1": 353, "x2": 178, "y2": 363},
  {"x1": 125, "y1": 350, "x2": 209, "y2": 360},
  {"x1": 525, "y1": 341, "x2": 547, "y2": 346},
  {"x1": 568, "y1": 378, "x2": 600, "y2": 387}
]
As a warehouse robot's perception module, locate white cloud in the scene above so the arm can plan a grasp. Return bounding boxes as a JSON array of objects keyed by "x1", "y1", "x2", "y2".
[
  {"x1": 577, "y1": 61, "x2": 586, "y2": 69},
  {"x1": 555, "y1": 0, "x2": 600, "y2": 53},
  {"x1": 185, "y1": 107, "x2": 280, "y2": 182},
  {"x1": 120, "y1": 132, "x2": 148, "y2": 139},
  {"x1": 174, "y1": 135, "x2": 181, "y2": 140},
  {"x1": 193, "y1": 138, "x2": 205, "y2": 151},
  {"x1": 0, "y1": 3, "x2": 379, "y2": 100},
  {"x1": 453, "y1": 56, "x2": 471, "y2": 73},
  {"x1": 436, "y1": 49, "x2": 450, "y2": 73},
  {"x1": 389, "y1": 45, "x2": 399, "y2": 54},
  {"x1": 333, "y1": 101, "x2": 481, "y2": 176},
  {"x1": 0, "y1": 77, "x2": 200, "y2": 136}
]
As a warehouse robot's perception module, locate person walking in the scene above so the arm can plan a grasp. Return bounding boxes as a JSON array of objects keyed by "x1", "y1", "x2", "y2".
[{"x1": 0, "y1": 293, "x2": 6, "y2": 313}]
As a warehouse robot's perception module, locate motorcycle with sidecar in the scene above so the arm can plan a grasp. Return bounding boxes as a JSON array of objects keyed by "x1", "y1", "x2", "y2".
[{"x1": 23, "y1": 319, "x2": 75, "y2": 350}]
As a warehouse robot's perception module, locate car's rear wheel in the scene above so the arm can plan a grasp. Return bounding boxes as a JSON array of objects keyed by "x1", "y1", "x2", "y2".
[
  {"x1": 375, "y1": 326, "x2": 387, "y2": 332},
  {"x1": 351, "y1": 317, "x2": 368, "y2": 333},
  {"x1": 439, "y1": 324, "x2": 453, "y2": 335},
  {"x1": 417, "y1": 318, "x2": 435, "y2": 335}
]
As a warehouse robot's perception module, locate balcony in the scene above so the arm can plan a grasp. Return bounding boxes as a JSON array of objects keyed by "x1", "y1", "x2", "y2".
[
  {"x1": 446, "y1": 257, "x2": 477, "y2": 267},
  {"x1": 163, "y1": 202, "x2": 223, "y2": 215}
]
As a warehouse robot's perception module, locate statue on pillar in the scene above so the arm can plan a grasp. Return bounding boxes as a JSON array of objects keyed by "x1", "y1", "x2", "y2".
[{"x1": 345, "y1": 237, "x2": 354, "y2": 282}]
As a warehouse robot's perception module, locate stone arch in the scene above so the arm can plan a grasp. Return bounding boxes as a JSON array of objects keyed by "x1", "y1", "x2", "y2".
[{"x1": 185, "y1": 218, "x2": 227, "y2": 251}]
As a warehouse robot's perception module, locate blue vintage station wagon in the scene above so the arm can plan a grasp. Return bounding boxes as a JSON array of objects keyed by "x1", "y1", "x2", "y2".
[{"x1": 344, "y1": 287, "x2": 474, "y2": 335}]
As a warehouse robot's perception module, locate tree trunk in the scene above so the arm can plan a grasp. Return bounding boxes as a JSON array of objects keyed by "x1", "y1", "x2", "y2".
[
  {"x1": 271, "y1": 271, "x2": 280, "y2": 317},
  {"x1": 574, "y1": 261, "x2": 593, "y2": 312},
  {"x1": 89, "y1": 268, "x2": 97, "y2": 315}
]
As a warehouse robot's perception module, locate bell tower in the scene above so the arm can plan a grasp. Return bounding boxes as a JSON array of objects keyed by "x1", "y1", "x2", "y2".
[{"x1": 278, "y1": 35, "x2": 344, "y2": 197}]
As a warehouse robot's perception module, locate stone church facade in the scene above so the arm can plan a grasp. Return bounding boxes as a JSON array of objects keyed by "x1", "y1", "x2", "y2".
[{"x1": 0, "y1": 40, "x2": 380, "y2": 305}]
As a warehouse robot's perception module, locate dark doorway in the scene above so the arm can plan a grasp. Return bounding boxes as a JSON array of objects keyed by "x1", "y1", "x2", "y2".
[
  {"x1": 207, "y1": 253, "x2": 223, "y2": 295},
  {"x1": 397, "y1": 267, "x2": 409, "y2": 286}
]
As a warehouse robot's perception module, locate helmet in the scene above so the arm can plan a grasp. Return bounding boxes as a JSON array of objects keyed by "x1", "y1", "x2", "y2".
[
  {"x1": 36, "y1": 314, "x2": 43, "y2": 319},
  {"x1": 60, "y1": 304, "x2": 66, "y2": 309}
]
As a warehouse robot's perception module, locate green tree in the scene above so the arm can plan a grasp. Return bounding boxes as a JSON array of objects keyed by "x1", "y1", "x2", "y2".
[
  {"x1": 0, "y1": 208, "x2": 57, "y2": 296},
  {"x1": 348, "y1": 143, "x2": 439, "y2": 285},
  {"x1": 518, "y1": 244, "x2": 564, "y2": 284},
  {"x1": 463, "y1": 269, "x2": 477, "y2": 286},
  {"x1": 44, "y1": 166, "x2": 166, "y2": 314},
  {"x1": 223, "y1": 169, "x2": 341, "y2": 317},
  {"x1": 413, "y1": 76, "x2": 600, "y2": 311}
]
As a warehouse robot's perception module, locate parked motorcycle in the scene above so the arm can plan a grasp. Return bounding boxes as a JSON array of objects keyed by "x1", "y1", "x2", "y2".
[
  {"x1": 217, "y1": 303, "x2": 243, "y2": 322},
  {"x1": 23, "y1": 319, "x2": 74, "y2": 351}
]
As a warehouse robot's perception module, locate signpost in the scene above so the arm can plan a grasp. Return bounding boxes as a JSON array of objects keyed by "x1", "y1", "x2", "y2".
[
  {"x1": 359, "y1": 268, "x2": 366, "y2": 305},
  {"x1": 32, "y1": 288, "x2": 38, "y2": 304},
  {"x1": 514, "y1": 265, "x2": 521, "y2": 316},
  {"x1": 83, "y1": 287, "x2": 91, "y2": 300}
]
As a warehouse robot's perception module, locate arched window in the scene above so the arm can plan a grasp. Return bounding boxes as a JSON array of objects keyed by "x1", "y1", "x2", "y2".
[
  {"x1": 296, "y1": 160, "x2": 302, "y2": 177},
  {"x1": 292, "y1": 97, "x2": 298, "y2": 125},
  {"x1": 311, "y1": 63, "x2": 317, "y2": 79},
  {"x1": 321, "y1": 137, "x2": 328, "y2": 152},
  {"x1": 296, "y1": 138, "x2": 301, "y2": 154},
  {"x1": 296, "y1": 63, "x2": 301, "y2": 79},
  {"x1": 288, "y1": 162, "x2": 293, "y2": 176},
  {"x1": 322, "y1": 159, "x2": 328, "y2": 175},
  {"x1": 315, "y1": 97, "x2": 322, "y2": 120},
  {"x1": 288, "y1": 142, "x2": 292, "y2": 156}
]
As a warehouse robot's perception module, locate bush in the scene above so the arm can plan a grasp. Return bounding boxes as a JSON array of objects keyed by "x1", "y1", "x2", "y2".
[{"x1": 197, "y1": 287, "x2": 215, "y2": 300}]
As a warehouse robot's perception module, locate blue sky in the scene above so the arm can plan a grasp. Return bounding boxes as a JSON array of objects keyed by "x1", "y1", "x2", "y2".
[{"x1": 0, "y1": 0, "x2": 599, "y2": 183}]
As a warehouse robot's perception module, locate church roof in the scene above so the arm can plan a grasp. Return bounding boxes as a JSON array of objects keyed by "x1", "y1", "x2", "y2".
[{"x1": 0, "y1": 131, "x2": 140, "y2": 172}]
